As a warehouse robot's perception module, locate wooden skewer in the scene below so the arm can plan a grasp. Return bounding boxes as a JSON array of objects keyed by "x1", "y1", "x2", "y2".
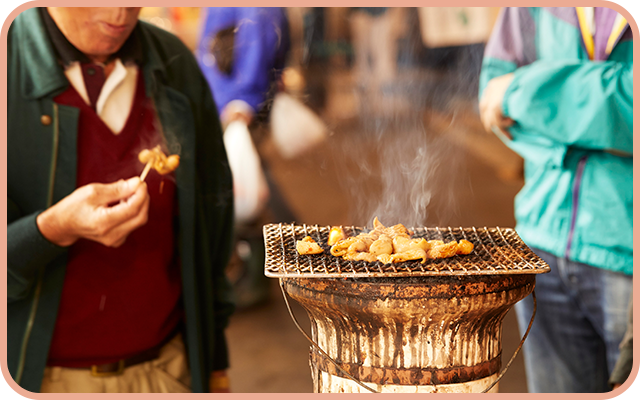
[{"x1": 140, "y1": 158, "x2": 154, "y2": 181}]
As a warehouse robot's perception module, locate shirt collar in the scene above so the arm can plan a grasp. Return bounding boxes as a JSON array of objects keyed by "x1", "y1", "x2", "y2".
[{"x1": 39, "y1": 7, "x2": 143, "y2": 66}]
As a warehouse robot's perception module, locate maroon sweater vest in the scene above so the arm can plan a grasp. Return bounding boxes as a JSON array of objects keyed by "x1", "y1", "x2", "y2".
[{"x1": 47, "y1": 71, "x2": 184, "y2": 367}]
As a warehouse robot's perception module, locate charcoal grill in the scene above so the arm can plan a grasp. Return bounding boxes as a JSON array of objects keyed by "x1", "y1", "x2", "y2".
[{"x1": 263, "y1": 223, "x2": 549, "y2": 393}]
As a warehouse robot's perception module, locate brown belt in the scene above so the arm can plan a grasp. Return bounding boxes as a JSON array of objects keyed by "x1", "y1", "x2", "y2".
[
  {"x1": 86, "y1": 345, "x2": 162, "y2": 377},
  {"x1": 53, "y1": 328, "x2": 182, "y2": 377}
]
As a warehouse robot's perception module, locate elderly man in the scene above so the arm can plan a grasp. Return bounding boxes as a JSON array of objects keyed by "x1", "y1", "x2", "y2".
[{"x1": 7, "y1": 7, "x2": 234, "y2": 393}]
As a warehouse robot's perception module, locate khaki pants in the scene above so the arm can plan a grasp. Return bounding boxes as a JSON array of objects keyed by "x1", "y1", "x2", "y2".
[{"x1": 41, "y1": 334, "x2": 191, "y2": 393}]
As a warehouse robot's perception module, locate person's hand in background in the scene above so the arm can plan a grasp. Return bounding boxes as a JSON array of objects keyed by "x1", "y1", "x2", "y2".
[{"x1": 479, "y1": 72, "x2": 515, "y2": 139}]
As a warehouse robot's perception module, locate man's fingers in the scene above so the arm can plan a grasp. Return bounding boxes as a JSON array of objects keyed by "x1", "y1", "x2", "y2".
[
  {"x1": 110, "y1": 236, "x2": 128, "y2": 248},
  {"x1": 42, "y1": 177, "x2": 149, "y2": 247},
  {"x1": 100, "y1": 181, "x2": 148, "y2": 220},
  {"x1": 91, "y1": 182, "x2": 148, "y2": 243},
  {"x1": 100, "y1": 211, "x2": 145, "y2": 247},
  {"x1": 94, "y1": 188, "x2": 150, "y2": 247},
  {"x1": 89, "y1": 177, "x2": 142, "y2": 206},
  {"x1": 106, "y1": 196, "x2": 149, "y2": 244}
]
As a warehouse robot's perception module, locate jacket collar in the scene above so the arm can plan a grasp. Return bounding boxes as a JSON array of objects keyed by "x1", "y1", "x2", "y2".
[
  {"x1": 137, "y1": 22, "x2": 169, "y2": 98},
  {"x1": 17, "y1": 8, "x2": 67, "y2": 100},
  {"x1": 17, "y1": 8, "x2": 166, "y2": 99}
]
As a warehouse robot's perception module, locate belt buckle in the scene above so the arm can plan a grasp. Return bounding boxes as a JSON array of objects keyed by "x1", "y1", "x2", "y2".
[{"x1": 90, "y1": 360, "x2": 125, "y2": 377}]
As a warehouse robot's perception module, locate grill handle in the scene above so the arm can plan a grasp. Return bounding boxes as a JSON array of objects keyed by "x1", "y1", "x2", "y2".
[
  {"x1": 278, "y1": 278, "x2": 379, "y2": 393},
  {"x1": 481, "y1": 290, "x2": 537, "y2": 393}
]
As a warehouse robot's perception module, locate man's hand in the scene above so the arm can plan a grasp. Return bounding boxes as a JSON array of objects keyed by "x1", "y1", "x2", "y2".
[
  {"x1": 479, "y1": 73, "x2": 515, "y2": 139},
  {"x1": 209, "y1": 370, "x2": 230, "y2": 393},
  {"x1": 36, "y1": 177, "x2": 149, "y2": 248}
]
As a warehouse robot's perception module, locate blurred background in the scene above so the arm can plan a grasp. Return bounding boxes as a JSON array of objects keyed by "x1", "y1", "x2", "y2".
[{"x1": 140, "y1": 7, "x2": 527, "y2": 393}]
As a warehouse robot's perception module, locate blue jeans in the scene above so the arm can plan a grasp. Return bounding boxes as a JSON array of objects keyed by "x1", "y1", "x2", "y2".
[{"x1": 515, "y1": 248, "x2": 632, "y2": 393}]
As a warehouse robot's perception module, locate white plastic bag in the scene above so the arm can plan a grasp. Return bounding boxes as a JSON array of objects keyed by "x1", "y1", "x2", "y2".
[
  {"x1": 270, "y1": 92, "x2": 327, "y2": 159},
  {"x1": 223, "y1": 120, "x2": 270, "y2": 224}
]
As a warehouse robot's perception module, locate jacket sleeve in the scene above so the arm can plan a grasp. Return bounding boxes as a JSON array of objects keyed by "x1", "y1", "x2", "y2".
[
  {"x1": 6, "y1": 19, "x2": 66, "y2": 302},
  {"x1": 480, "y1": 7, "x2": 633, "y2": 159},
  {"x1": 7, "y1": 201, "x2": 65, "y2": 302},
  {"x1": 503, "y1": 59, "x2": 633, "y2": 154},
  {"x1": 479, "y1": 7, "x2": 568, "y2": 165}
]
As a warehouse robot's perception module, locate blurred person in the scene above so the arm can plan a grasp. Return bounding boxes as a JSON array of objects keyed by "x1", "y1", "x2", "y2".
[
  {"x1": 350, "y1": 7, "x2": 405, "y2": 114},
  {"x1": 196, "y1": 7, "x2": 294, "y2": 308},
  {"x1": 197, "y1": 7, "x2": 290, "y2": 130},
  {"x1": 8, "y1": 7, "x2": 234, "y2": 393},
  {"x1": 479, "y1": 7, "x2": 632, "y2": 392},
  {"x1": 350, "y1": 8, "x2": 400, "y2": 91}
]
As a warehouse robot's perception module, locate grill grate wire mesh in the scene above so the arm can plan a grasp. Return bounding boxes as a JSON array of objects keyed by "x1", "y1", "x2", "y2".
[{"x1": 264, "y1": 223, "x2": 550, "y2": 278}]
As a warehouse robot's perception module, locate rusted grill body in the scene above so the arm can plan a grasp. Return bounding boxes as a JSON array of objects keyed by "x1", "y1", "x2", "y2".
[
  {"x1": 284, "y1": 275, "x2": 535, "y2": 393},
  {"x1": 264, "y1": 223, "x2": 550, "y2": 278}
]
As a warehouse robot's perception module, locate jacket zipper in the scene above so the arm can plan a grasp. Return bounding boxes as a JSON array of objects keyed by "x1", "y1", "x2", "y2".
[
  {"x1": 16, "y1": 103, "x2": 60, "y2": 384},
  {"x1": 565, "y1": 155, "x2": 588, "y2": 259}
]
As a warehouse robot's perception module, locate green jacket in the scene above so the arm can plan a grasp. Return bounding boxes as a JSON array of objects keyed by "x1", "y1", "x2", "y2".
[
  {"x1": 7, "y1": 8, "x2": 235, "y2": 392},
  {"x1": 479, "y1": 7, "x2": 633, "y2": 275}
]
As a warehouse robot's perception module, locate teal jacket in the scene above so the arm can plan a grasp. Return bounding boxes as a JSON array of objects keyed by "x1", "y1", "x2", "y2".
[
  {"x1": 479, "y1": 7, "x2": 632, "y2": 275},
  {"x1": 7, "y1": 8, "x2": 235, "y2": 392}
]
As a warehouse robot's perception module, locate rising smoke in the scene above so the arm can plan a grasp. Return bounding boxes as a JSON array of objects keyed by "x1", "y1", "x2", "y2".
[{"x1": 323, "y1": 8, "x2": 484, "y2": 229}]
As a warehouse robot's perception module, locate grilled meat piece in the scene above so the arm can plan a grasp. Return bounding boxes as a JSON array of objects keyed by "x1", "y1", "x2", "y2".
[{"x1": 296, "y1": 236, "x2": 324, "y2": 255}]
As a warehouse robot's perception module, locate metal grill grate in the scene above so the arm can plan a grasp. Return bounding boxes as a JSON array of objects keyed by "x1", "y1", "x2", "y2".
[{"x1": 264, "y1": 223, "x2": 550, "y2": 278}]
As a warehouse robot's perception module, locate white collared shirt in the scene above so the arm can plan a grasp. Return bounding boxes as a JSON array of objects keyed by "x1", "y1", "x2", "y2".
[{"x1": 64, "y1": 59, "x2": 138, "y2": 135}]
